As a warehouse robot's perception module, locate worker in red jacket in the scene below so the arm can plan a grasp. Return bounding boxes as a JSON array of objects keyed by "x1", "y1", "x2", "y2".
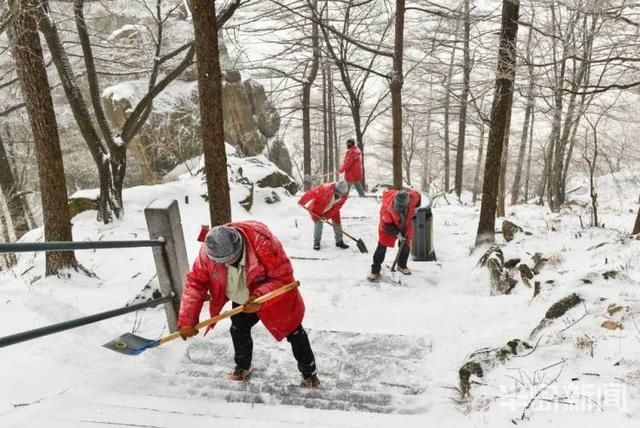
[
  {"x1": 368, "y1": 189, "x2": 421, "y2": 281},
  {"x1": 338, "y1": 139, "x2": 365, "y2": 196},
  {"x1": 298, "y1": 180, "x2": 350, "y2": 250},
  {"x1": 178, "y1": 221, "x2": 321, "y2": 388}
]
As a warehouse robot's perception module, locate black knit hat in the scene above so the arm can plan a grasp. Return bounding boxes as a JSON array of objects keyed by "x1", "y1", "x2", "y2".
[
  {"x1": 346, "y1": 138, "x2": 355, "y2": 147},
  {"x1": 394, "y1": 191, "x2": 410, "y2": 212}
]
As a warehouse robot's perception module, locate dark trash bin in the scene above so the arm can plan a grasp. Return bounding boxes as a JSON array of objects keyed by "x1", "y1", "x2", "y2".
[{"x1": 411, "y1": 206, "x2": 436, "y2": 261}]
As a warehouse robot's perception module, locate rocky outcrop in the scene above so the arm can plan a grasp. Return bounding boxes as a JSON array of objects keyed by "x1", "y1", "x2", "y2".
[{"x1": 102, "y1": 31, "x2": 292, "y2": 186}]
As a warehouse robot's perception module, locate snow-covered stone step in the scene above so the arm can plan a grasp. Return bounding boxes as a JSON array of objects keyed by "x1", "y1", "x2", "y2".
[{"x1": 144, "y1": 328, "x2": 432, "y2": 414}]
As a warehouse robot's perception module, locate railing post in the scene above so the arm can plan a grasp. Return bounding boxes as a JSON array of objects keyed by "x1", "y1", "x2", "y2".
[{"x1": 144, "y1": 200, "x2": 189, "y2": 332}]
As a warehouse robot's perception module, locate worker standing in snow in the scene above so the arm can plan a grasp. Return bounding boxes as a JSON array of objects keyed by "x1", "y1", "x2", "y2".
[
  {"x1": 298, "y1": 180, "x2": 350, "y2": 250},
  {"x1": 177, "y1": 221, "x2": 321, "y2": 388},
  {"x1": 368, "y1": 189, "x2": 421, "y2": 281},
  {"x1": 338, "y1": 138, "x2": 365, "y2": 196}
]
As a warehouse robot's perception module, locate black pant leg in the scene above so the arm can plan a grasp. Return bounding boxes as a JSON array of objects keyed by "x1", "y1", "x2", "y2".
[
  {"x1": 286, "y1": 325, "x2": 317, "y2": 377},
  {"x1": 371, "y1": 242, "x2": 387, "y2": 274},
  {"x1": 229, "y1": 302, "x2": 260, "y2": 369},
  {"x1": 397, "y1": 241, "x2": 411, "y2": 268}
]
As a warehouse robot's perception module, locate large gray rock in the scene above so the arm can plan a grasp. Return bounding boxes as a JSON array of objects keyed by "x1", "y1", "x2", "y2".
[
  {"x1": 265, "y1": 139, "x2": 293, "y2": 176},
  {"x1": 245, "y1": 79, "x2": 280, "y2": 138},
  {"x1": 222, "y1": 75, "x2": 266, "y2": 155}
]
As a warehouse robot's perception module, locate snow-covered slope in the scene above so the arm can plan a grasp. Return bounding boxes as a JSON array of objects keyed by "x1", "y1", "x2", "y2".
[{"x1": 1, "y1": 168, "x2": 639, "y2": 427}]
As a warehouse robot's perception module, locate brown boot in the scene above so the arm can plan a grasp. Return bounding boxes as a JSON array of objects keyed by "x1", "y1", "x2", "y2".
[
  {"x1": 228, "y1": 365, "x2": 253, "y2": 381},
  {"x1": 301, "y1": 373, "x2": 322, "y2": 388}
]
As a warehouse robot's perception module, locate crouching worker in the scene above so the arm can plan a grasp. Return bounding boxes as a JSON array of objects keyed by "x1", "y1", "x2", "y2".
[
  {"x1": 368, "y1": 189, "x2": 421, "y2": 281},
  {"x1": 298, "y1": 180, "x2": 350, "y2": 251},
  {"x1": 177, "y1": 221, "x2": 321, "y2": 388}
]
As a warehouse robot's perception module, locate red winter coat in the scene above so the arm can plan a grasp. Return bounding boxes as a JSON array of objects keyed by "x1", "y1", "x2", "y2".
[
  {"x1": 378, "y1": 189, "x2": 422, "y2": 247},
  {"x1": 338, "y1": 145, "x2": 363, "y2": 183},
  {"x1": 177, "y1": 220, "x2": 304, "y2": 341},
  {"x1": 298, "y1": 183, "x2": 348, "y2": 224}
]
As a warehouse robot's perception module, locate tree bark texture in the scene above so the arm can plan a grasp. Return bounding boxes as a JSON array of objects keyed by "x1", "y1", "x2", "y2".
[
  {"x1": 475, "y1": 0, "x2": 520, "y2": 246},
  {"x1": 302, "y1": 0, "x2": 320, "y2": 190},
  {"x1": 0, "y1": 133, "x2": 29, "y2": 238},
  {"x1": 454, "y1": 0, "x2": 471, "y2": 197},
  {"x1": 9, "y1": 0, "x2": 78, "y2": 275},
  {"x1": 391, "y1": 0, "x2": 405, "y2": 189},
  {"x1": 189, "y1": 0, "x2": 231, "y2": 226}
]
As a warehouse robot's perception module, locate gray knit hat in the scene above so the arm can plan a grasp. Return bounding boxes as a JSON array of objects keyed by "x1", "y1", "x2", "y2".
[
  {"x1": 205, "y1": 226, "x2": 244, "y2": 263},
  {"x1": 335, "y1": 180, "x2": 348, "y2": 194},
  {"x1": 394, "y1": 191, "x2": 410, "y2": 212}
]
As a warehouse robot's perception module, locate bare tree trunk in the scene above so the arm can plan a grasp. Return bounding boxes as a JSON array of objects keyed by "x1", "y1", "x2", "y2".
[
  {"x1": 302, "y1": 0, "x2": 320, "y2": 190},
  {"x1": 443, "y1": 46, "x2": 456, "y2": 192},
  {"x1": 511, "y1": 14, "x2": 535, "y2": 206},
  {"x1": 332, "y1": 79, "x2": 340, "y2": 182},
  {"x1": 322, "y1": 64, "x2": 329, "y2": 180},
  {"x1": 421, "y1": 109, "x2": 432, "y2": 192},
  {"x1": 475, "y1": 0, "x2": 520, "y2": 246},
  {"x1": 523, "y1": 108, "x2": 535, "y2": 201},
  {"x1": 0, "y1": 195, "x2": 17, "y2": 267},
  {"x1": 455, "y1": 0, "x2": 471, "y2": 198},
  {"x1": 0, "y1": 133, "x2": 29, "y2": 238},
  {"x1": 472, "y1": 121, "x2": 485, "y2": 204},
  {"x1": 36, "y1": 1, "x2": 120, "y2": 223},
  {"x1": 391, "y1": 0, "x2": 405, "y2": 189},
  {"x1": 496, "y1": 106, "x2": 512, "y2": 217},
  {"x1": 10, "y1": 0, "x2": 78, "y2": 275},
  {"x1": 633, "y1": 205, "x2": 640, "y2": 235},
  {"x1": 327, "y1": 65, "x2": 335, "y2": 178},
  {"x1": 583, "y1": 132, "x2": 598, "y2": 227},
  {"x1": 189, "y1": 0, "x2": 230, "y2": 226}
]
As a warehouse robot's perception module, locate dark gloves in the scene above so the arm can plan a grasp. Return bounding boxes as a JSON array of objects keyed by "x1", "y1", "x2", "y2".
[
  {"x1": 383, "y1": 222, "x2": 400, "y2": 236},
  {"x1": 179, "y1": 325, "x2": 198, "y2": 340}
]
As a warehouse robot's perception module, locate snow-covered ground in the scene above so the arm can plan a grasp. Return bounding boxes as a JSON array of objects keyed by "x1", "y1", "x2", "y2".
[{"x1": 1, "y1": 163, "x2": 639, "y2": 427}]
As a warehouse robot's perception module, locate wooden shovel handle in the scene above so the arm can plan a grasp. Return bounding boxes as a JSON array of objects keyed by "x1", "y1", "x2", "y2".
[{"x1": 158, "y1": 281, "x2": 300, "y2": 345}]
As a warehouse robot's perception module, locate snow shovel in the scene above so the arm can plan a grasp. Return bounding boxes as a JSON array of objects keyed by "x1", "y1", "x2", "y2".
[
  {"x1": 301, "y1": 206, "x2": 368, "y2": 253},
  {"x1": 388, "y1": 238, "x2": 407, "y2": 285},
  {"x1": 103, "y1": 281, "x2": 300, "y2": 355}
]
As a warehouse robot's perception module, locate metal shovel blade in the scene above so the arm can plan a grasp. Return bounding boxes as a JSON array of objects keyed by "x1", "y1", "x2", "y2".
[
  {"x1": 103, "y1": 333, "x2": 160, "y2": 355},
  {"x1": 356, "y1": 239, "x2": 368, "y2": 253}
]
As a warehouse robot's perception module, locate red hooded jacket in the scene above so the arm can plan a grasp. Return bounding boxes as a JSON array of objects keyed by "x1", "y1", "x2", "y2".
[
  {"x1": 177, "y1": 220, "x2": 304, "y2": 341},
  {"x1": 298, "y1": 182, "x2": 348, "y2": 224},
  {"x1": 338, "y1": 145, "x2": 363, "y2": 183},
  {"x1": 378, "y1": 189, "x2": 422, "y2": 247}
]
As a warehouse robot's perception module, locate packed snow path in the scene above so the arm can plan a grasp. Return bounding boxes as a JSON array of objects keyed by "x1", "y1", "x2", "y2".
[{"x1": 2, "y1": 179, "x2": 639, "y2": 427}]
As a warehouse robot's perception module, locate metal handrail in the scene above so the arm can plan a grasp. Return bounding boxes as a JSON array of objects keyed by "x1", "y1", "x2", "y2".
[
  {"x1": 0, "y1": 294, "x2": 174, "y2": 348},
  {"x1": 0, "y1": 239, "x2": 165, "y2": 254}
]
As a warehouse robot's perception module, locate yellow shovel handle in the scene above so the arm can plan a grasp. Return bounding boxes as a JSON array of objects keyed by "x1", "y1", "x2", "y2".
[{"x1": 158, "y1": 281, "x2": 300, "y2": 346}]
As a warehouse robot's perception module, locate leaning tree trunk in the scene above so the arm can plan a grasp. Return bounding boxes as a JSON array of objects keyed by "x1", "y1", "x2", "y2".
[
  {"x1": 633, "y1": 205, "x2": 640, "y2": 235},
  {"x1": 36, "y1": 3, "x2": 120, "y2": 223},
  {"x1": 475, "y1": 0, "x2": 520, "y2": 246},
  {"x1": 9, "y1": 0, "x2": 78, "y2": 275},
  {"x1": 391, "y1": 0, "x2": 405, "y2": 189},
  {"x1": 189, "y1": 0, "x2": 230, "y2": 226},
  {"x1": 454, "y1": 0, "x2": 471, "y2": 198},
  {"x1": 0, "y1": 133, "x2": 29, "y2": 239},
  {"x1": 302, "y1": 0, "x2": 320, "y2": 190}
]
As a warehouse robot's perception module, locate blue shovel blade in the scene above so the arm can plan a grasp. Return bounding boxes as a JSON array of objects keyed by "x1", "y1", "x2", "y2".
[{"x1": 103, "y1": 333, "x2": 160, "y2": 355}]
